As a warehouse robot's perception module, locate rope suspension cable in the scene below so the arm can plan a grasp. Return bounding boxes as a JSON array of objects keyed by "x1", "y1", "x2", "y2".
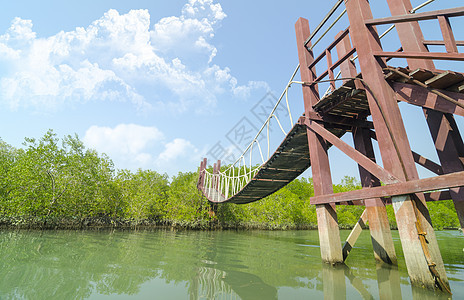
[
  {"x1": 202, "y1": 63, "x2": 301, "y2": 199},
  {"x1": 272, "y1": 115, "x2": 287, "y2": 135},
  {"x1": 285, "y1": 86, "x2": 294, "y2": 126},
  {"x1": 256, "y1": 139, "x2": 265, "y2": 164},
  {"x1": 249, "y1": 142, "x2": 253, "y2": 181},
  {"x1": 267, "y1": 121, "x2": 270, "y2": 158},
  {"x1": 222, "y1": 64, "x2": 300, "y2": 174},
  {"x1": 411, "y1": 0, "x2": 436, "y2": 13},
  {"x1": 202, "y1": 0, "x2": 439, "y2": 202}
]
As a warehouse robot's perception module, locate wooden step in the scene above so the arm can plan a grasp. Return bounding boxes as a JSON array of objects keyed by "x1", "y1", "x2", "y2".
[
  {"x1": 384, "y1": 67, "x2": 410, "y2": 82},
  {"x1": 448, "y1": 80, "x2": 464, "y2": 93},
  {"x1": 425, "y1": 71, "x2": 464, "y2": 89},
  {"x1": 409, "y1": 68, "x2": 435, "y2": 82}
]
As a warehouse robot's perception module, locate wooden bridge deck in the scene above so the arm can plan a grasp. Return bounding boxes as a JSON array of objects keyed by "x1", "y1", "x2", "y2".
[{"x1": 200, "y1": 67, "x2": 464, "y2": 204}]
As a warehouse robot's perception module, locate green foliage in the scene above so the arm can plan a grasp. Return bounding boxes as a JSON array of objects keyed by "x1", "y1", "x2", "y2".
[
  {"x1": 0, "y1": 131, "x2": 460, "y2": 230},
  {"x1": 115, "y1": 169, "x2": 169, "y2": 220},
  {"x1": 1, "y1": 131, "x2": 120, "y2": 218},
  {"x1": 427, "y1": 200, "x2": 459, "y2": 230},
  {"x1": 164, "y1": 171, "x2": 210, "y2": 226}
]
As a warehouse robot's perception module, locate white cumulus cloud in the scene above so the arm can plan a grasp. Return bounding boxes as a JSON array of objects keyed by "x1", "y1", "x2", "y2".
[
  {"x1": 0, "y1": 0, "x2": 268, "y2": 113},
  {"x1": 83, "y1": 123, "x2": 202, "y2": 175},
  {"x1": 83, "y1": 124, "x2": 164, "y2": 168},
  {"x1": 158, "y1": 138, "x2": 198, "y2": 162}
]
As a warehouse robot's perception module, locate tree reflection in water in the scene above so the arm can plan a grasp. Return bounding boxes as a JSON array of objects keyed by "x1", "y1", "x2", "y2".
[{"x1": 0, "y1": 229, "x2": 462, "y2": 299}]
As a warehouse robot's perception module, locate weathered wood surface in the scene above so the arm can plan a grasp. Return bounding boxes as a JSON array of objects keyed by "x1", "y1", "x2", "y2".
[{"x1": 200, "y1": 67, "x2": 464, "y2": 204}]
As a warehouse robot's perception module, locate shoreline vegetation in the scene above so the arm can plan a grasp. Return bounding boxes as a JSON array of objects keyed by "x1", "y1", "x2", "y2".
[{"x1": 0, "y1": 130, "x2": 460, "y2": 231}]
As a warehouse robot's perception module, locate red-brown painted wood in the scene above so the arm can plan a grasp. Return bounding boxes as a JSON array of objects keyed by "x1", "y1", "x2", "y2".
[
  {"x1": 392, "y1": 82, "x2": 464, "y2": 117},
  {"x1": 346, "y1": 0, "x2": 447, "y2": 290},
  {"x1": 386, "y1": 0, "x2": 464, "y2": 236},
  {"x1": 310, "y1": 170, "x2": 464, "y2": 204},
  {"x1": 296, "y1": 17, "x2": 343, "y2": 264}
]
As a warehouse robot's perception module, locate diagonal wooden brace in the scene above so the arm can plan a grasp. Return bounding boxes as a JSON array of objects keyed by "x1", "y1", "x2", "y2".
[
  {"x1": 302, "y1": 117, "x2": 400, "y2": 184},
  {"x1": 370, "y1": 129, "x2": 445, "y2": 175},
  {"x1": 342, "y1": 208, "x2": 368, "y2": 261},
  {"x1": 412, "y1": 151, "x2": 444, "y2": 175}
]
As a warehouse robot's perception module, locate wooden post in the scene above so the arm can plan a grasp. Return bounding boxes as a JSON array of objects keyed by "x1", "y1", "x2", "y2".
[
  {"x1": 295, "y1": 17, "x2": 343, "y2": 264},
  {"x1": 353, "y1": 127, "x2": 398, "y2": 265},
  {"x1": 199, "y1": 158, "x2": 208, "y2": 190},
  {"x1": 386, "y1": 0, "x2": 464, "y2": 234},
  {"x1": 216, "y1": 159, "x2": 221, "y2": 190},
  {"x1": 345, "y1": 0, "x2": 448, "y2": 290},
  {"x1": 336, "y1": 31, "x2": 397, "y2": 265}
]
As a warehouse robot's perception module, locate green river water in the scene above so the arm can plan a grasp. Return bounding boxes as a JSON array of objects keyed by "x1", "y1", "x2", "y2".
[{"x1": 0, "y1": 229, "x2": 462, "y2": 299}]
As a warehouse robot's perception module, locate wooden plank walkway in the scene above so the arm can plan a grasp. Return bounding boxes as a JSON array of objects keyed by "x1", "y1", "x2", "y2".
[{"x1": 200, "y1": 67, "x2": 464, "y2": 204}]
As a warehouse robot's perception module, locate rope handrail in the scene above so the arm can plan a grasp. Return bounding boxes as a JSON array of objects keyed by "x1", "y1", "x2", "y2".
[
  {"x1": 222, "y1": 64, "x2": 301, "y2": 172},
  {"x1": 199, "y1": 0, "x2": 438, "y2": 203}
]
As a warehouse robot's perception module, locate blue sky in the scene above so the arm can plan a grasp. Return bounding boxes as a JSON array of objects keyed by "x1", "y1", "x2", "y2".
[{"x1": 0, "y1": 0, "x2": 462, "y2": 182}]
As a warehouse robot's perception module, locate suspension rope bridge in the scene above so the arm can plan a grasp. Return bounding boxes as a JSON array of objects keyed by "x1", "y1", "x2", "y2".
[
  {"x1": 196, "y1": 0, "x2": 464, "y2": 294},
  {"x1": 198, "y1": 0, "x2": 462, "y2": 205}
]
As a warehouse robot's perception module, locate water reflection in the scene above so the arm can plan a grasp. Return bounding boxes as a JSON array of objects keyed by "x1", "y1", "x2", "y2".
[
  {"x1": 189, "y1": 266, "x2": 277, "y2": 300},
  {"x1": 0, "y1": 230, "x2": 462, "y2": 299},
  {"x1": 376, "y1": 264, "x2": 402, "y2": 300},
  {"x1": 318, "y1": 263, "x2": 400, "y2": 300}
]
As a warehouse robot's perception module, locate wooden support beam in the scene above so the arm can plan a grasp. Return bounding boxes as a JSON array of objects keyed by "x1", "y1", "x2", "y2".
[
  {"x1": 386, "y1": 0, "x2": 436, "y2": 71},
  {"x1": 438, "y1": 15, "x2": 458, "y2": 53},
  {"x1": 304, "y1": 118, "x2": 399, "y2": 184},
  {"x1": 305, "y1": 112, "x2": 373, "y2": 129},
  {"x1": 412, "y1": 151, "x2": 444, "y2": 175},
  {"x1": 308, "y1": 27, "x2": 350, "y2": 70},
  {"x1": 296, "y1": 17, "x2": 343, "y2": 264},
  {"x1": 365, "y1": 6, "x2": 464, "y2": 26},
  {"x1": 312, "y1": 47, "x2": 358, "y2": 83},
  {"x1": 392, "y1": 82, "x2": 464, "y2": 117},
  {"x1": 352, "y1": 125, "x2": 398, "y2": 265},
  {"x1": 339, "y1": 0, "x2": 451, "y2": 289},
  {"x1": 310, "y1": 170, "x2": 464, "y2": 205},
  {"x1": 372, "y1": 130, "x2": 453, "y2": 177},
  {"x1": 424, "y1": 190, "x2": 452, "y2": 202},
  {"x1": 425, "y1": 109, "x2": 464, "y2": 234},
  {"x1": 342, "y1": 209, "x2": 367, "y2": 261},
  {"x1": 198, "y1": 158, "x2": 207, "y2": 189},
  {"x1": 373, "y1": 51, "x2": 464, "y2": 61},
  {"x1": 335, "y1": 30, "x2": 363, "y2": 90},
  {"x1": 326, "y1": 49, "x2": 336, "y2": 91},
  {"x1": 423, "y1": 40, "x2": 464, "y2": 46},
  {"x1": 386, "y1": 0, "x2": 464, "y2": 237},
  {"x1": 336, "y1": 29, "x2": 397, "y2": 266}
]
